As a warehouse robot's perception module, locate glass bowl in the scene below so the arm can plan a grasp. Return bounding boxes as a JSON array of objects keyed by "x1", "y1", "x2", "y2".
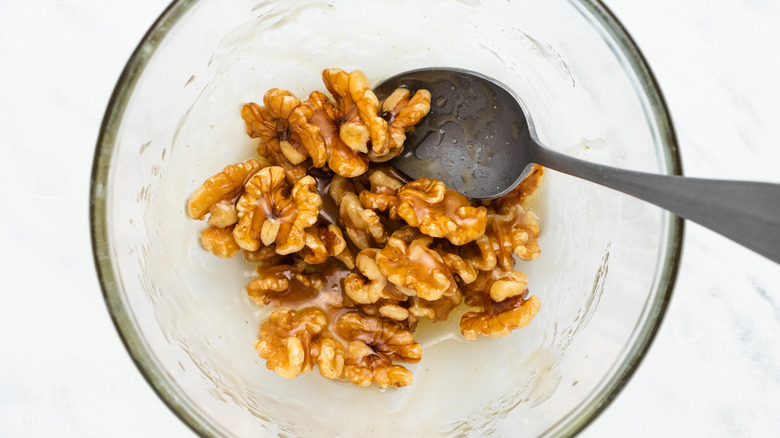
[{"x1": 91, "y1": 0, "x2": 682, "y2": 436}]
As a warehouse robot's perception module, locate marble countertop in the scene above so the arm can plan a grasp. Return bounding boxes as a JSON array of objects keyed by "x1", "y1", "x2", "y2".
[{"x1": 1, "y1": 0, "x2": 778, "y2": 436}]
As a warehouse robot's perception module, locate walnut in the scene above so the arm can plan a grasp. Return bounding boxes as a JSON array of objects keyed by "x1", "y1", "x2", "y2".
[
  {"x1": 255, "y1": 309, "x2": 329, "y2": 379},
  {"x1": 241, "y1": 89, "x2": 326, "y2": 168},
  {"x1": 375, "y1": 229, "x2": 458, "y2": 301},
  {"x1": 200, "y1": 226, "x2": 240, "y2": 258},
  {"x1": 460, "y1": 271, "x2": 540, "y2": 340},
  {"x1": 322, "y1": 69, "x2": 388, "y2": 155},
  {"x1": 309, "y1": 90, "x2": 369, "y2": 177},
  {"x1": 344, "y1": 249, "x2": 407, "y2": 305},
  {"x1": 312, "y1": 337, "x2": 345, "y2": 380},
  {"x1": 486, "y1": 202, "x2": 541, "y2": 269},
  {"x1": 396, "y1": 178, "x2": 487, "y2": 245},
  {"x1": 408, "y1": 291, "x2": 462, "y2": 322},
  {"x1": 335, "y1": 312, "x2": 422, "y2": 388},
  {"x1": 353, "y1": 297, "x2": 413, "y2": 324},
  {"x1": 300, "y1": 223, "x2": 351, "y2": 266},
  {"x1": 370, "y1": 88, "x2": 432, "y2": 162},
  {"x1": 242, "y1": 244, "x2": 285, "y2": 266},
  {"x1": 359, "y1": 169, "x2": 405, "y2": 221},
  {"x1": 246, "y1": 257, "x2": 325, "y2": 307},
  {"x1": 467, "y1": 268, "x2": 529, "y2": 303},
  {"x1": 458, "y1": 234, "x2": 498, "y2": 272},
  {"x1": 329, "y1": 175, "x2": 388, "y2": 249},
  {"x1": 433, "y1": 240, "x2": 478, "y2": 284},
  {"x1": 187, "y1": 159, "x2": 262, "y2": 223},
  {"x1": 233, "y1": 166, "x2": 322, "y2": 254}
]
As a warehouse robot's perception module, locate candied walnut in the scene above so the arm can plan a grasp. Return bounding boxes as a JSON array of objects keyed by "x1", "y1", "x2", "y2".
[
  {"x1": 466, "y1": 269, "x2": 529, "y2": 303},
  {"x1": 309, "y1": 90, "x2": 369, "y2": 177},
  {"x1": 460, "y1": 271, "x2": 539, "y2": 340},
  {"x1": 200, "y1": 226, "x2": 240, "y2": 258},
  {"x1": 459, "y1": 234, "x2": 498, "y2": 272},
  {"x1": 255, "y1": 309, "x2": 327, "y2": 379},
  {"x1": 433, "y1": 240, "x2": 478, "y2": 284},
  {"x1": 188, "y1": 159, "x2": 262, "y2": 222},
  {"x1": 312, "y1": 336, "x2": 345, "y2": 380},
  {"x1": 241, "y1": 89, "x2": 326, "y2": 168},
  {"x1": 322, "y1": 69, "x2": 388, "y2": 155},
  {"x1": 246, "y1": 257, "x2": 325, "y2": 307},
  {"x1": 335, "y1": 312, "x2": 422, "y2": 388},
  {"x1": 396, "y1": 178, "x2": 487, "y2": 245},
  {"x1": 375, "y1": 230, "x2": 458, "y2": 301},
  {"x1": 359, "y1": 169, "x2": 404, "y2": 221},
  {"x1": 352, "y1": 297, "x2": 413, "y2": 324},
  {"x1": 243, "y1": 244, "x2": 285, "y2": 266},
  {"x1": 233, "y1": 166, "x2": 322, "y2": 254},
  {"x1": 300, "y1": 223, "x2": 351, "y2": 266},
  {"x1": 408, "y1": 291, "x2": 462, "y2": 322},
  {"x1": 370, "y1": 88, "x2": 432, "y2": 162},
  {"x1": 344, "y1": 249, "x2": 406, "y2": 305},
  {"x1": 487, "y1": 202, "x2": 541, "y2": 268},
  {"x1": 329, "y1": 175, "x2": 388, "y2": 249}
]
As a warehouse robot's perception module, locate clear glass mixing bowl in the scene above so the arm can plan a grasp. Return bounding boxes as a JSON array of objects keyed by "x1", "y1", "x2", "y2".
[{"x1": 91, "y1": 0, "x2": 682, "y2": 436}]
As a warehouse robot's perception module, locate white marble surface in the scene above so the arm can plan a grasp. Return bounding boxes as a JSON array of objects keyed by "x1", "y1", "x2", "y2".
[{"x1": 0, "y1": 0, "x2": 778, "y2": 436}]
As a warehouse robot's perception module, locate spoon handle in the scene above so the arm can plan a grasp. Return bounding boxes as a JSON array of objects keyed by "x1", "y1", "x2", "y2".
[{"x1": 532, "y1": 146, "x2": 780, "y2": 264}]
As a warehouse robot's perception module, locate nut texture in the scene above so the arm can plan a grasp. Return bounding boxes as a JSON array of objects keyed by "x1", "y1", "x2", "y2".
[
  {"x1": 233, "y1": 166, "x2": 322, "y2": 254},
  {"x1": 330, "y1": 175, "x2": 388, "y2": 250},
  {"x1": 200, "y1": 225, "x2": 240, "y2": 259},
  {"x1": 188, "y1": 159, "x2": 262, "y2": 221},
  {"x1": 375, "y1": 229, "x2": 458, "y2": 301},
  {"x1": 335, "y1": 312, "x2": 422, "y2": 388},
  {"x1": 241, "y1": 89, "x2": 326, "y2": 168},
  {"x1": 396, "y1": 178, "x2": 487, "y2": 245},
  {"x1": 460, "y1": 271, "x2": 540, "y2": 340},
  {"x1": 255, "y1": 309, "x2": 327, "y2": 379}
]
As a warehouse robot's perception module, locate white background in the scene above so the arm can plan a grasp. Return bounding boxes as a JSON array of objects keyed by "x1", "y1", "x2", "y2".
[{"x1": 1, "y1": 0, "x2": 779, "y2": 436}]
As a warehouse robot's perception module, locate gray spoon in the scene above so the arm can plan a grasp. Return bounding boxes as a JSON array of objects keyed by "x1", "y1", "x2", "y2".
[{"x1": 374, "y1": 67, "x2": 780, "y2": 264}]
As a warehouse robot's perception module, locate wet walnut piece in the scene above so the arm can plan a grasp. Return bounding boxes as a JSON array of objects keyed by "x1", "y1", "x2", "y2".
[
  {"x1": 486, "y1": 202, "x2": 541, "y2": 270},
  {"x1": 459, "y1": 234, "x2": 498, "y2": 272},
  {"x1": 233, "y1": 166, "x2": 322, "y2": 254},
  {"x1": 322, "y1": 69, "x2": 388, "y2": 156},
  {"x1": 433, "y1": 240, "x2": 478, "y2": 284},
  {"x1": 246, "y1": 256, "x2": 325, "y2": 307},
  {"x1": 375, "y1": 228, "x2": 459, "y2": 301},
  {"x1": 188, "y1": 159, "x2": 262, "y2": 226},
  {"x1": 200, "y1": 225, "x2": 241, "y2": 259},
  {"x1": 300, "y1": 223, "x2": 353, "y2": 267},
  {"x1": 371, "y1": 88, "x2": 432, "y2": 162},
  {"x1": 308, "y1": 68, "x2": 388, "y2": 178},
  {"x1": 329, "y1": 175, "x2": 388, "y2": 250},
  {"x1": 335, "y1": 312, "x2": 422, "y2": 388},
  {"x1": 460, "y1": 270, "x2": 540, "y2": 340},
  {"x1": 241, "y1": 88, "x2": 326, "y2": 168},
  {"x1": 255, "y1": 309, "x2": 343, "y2": 380},
  {"x1": 344, "y1": 248, "x2": 407, "y2": 305},
  {"x1": 359, "y1": 169, "x2": 405, "y2": 221},
  {"x1": 309, "y1": 90, "x2": 369, "y2": 178},
  {"x1": 396, "y1": 178, "x2": 488, "y2": 245},
  {"x1": 408, "y1": 291, "x2": 462, "y2": 323}
]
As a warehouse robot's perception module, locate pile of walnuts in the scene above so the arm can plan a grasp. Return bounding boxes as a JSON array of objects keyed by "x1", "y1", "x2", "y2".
[{"x1": 187, "y1": 69, "x2": 544, "y2": 388}]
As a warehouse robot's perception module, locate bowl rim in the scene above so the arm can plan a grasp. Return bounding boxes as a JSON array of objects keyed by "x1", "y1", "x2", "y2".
[{"x1": 89, "y1": 0, "x2": 683, "y2": 436}]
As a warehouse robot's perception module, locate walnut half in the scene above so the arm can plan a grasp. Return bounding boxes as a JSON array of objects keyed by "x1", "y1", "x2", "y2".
[
  {"x1": 233, "y1": 166, "x2": 322, "y2": 254},
  {"x1": 335, "y1": 312, "x2": 422, "y2": 388}
]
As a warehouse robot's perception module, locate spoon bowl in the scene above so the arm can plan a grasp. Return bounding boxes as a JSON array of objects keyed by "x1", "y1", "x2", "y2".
[
  {"x1": 378, "y1": 68, "x2": 780, "y2": 263},
  {"x1": 376, "y1": 68, "x2": 536, "y2": 199}
]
